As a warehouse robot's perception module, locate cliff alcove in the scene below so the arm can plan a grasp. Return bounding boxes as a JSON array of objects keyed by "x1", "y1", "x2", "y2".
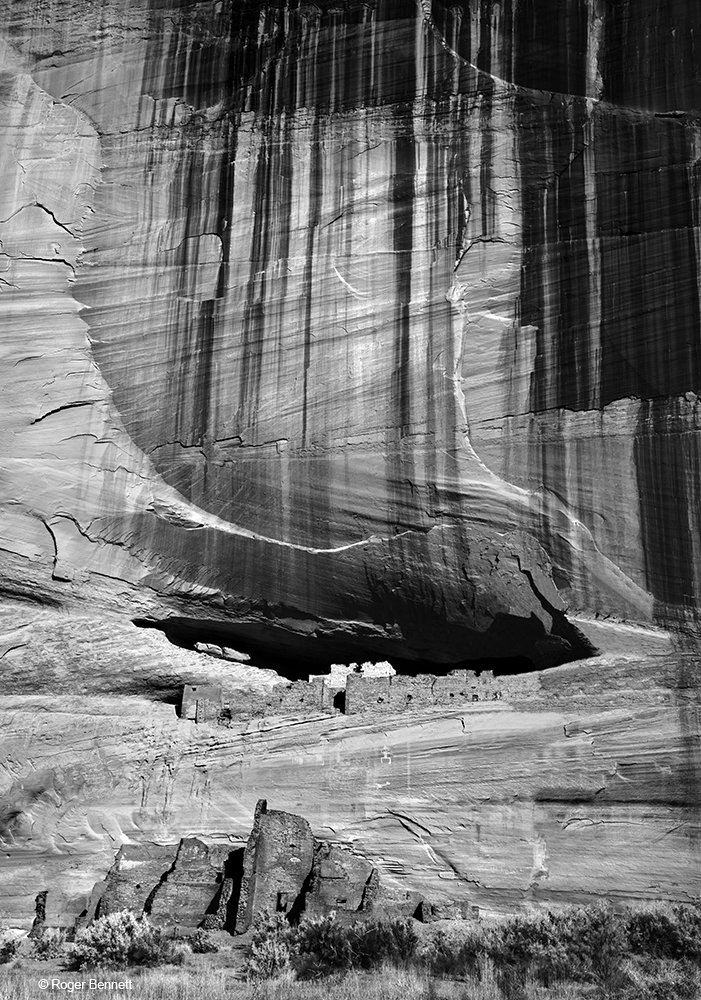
[{"x1": 133, "y1": 608, "x2": 592, "y2": 685}]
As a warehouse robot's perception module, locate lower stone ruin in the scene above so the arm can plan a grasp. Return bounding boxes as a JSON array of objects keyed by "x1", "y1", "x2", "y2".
[{"x1": 75, "y1": 800, "x2": 469, "y2": 935}]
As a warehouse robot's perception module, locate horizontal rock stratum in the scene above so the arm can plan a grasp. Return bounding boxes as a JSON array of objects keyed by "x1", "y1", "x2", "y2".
[{"x1": 0, "y1": 0, "x2": 699, "y2": 928}]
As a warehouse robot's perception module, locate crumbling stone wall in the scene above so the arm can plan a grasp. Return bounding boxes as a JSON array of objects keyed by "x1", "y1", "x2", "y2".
[
  {"x1": 180, "y1": 684, "x2": 223, "y2": 723},
  {"x1": 342, "y1": 669, "x2": 509, "y2": 713},
  {"x1": 235, "y1": 799, "x2": 315, "y2": 932},
  {"x1": 98, "y1": 843, "x2": 178, "y2": 918},
  {"x1": 29, "y1": 890, "x2": 48, "y2": 939},
  {"x1": 93, "y1": 839, "x2": 243, "y2": 933},
  {"x1": 148, "y1": 838, "x2": 231, "y2": 932},
  {"x1": 180, "y1": 665, "x2": 541, "y2": 725},
  {"x1": 83, "y1": 801, "x2": 403, "y2": 936},
  {"x1": 304, "y1": 842, "x2": 376, "y2": 918}
]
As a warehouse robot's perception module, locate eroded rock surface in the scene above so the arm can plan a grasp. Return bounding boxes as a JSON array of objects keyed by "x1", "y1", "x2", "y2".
[{"x1": 148, "y1": 838, "x2": 232, "y2": 932}]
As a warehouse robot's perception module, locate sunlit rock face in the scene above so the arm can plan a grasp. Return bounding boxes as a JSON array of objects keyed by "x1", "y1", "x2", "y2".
[{"x1": 2, "y1": 0, "x2": 700, "y2": 670}]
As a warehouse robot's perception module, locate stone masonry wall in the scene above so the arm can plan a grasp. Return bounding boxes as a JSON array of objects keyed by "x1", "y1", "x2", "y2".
[{"x1": 180, "y1": 667, "x2": 542, "y2": 724}]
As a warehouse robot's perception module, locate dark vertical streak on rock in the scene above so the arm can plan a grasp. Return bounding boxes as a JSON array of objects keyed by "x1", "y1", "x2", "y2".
[
  {"x1": 597, "y1": 116, "x2": 701, "y2": 408},
  {"x1": 477, "y1": 0, "x2": 492, "y2": 77},
  {"x1": 517, "y1": 97, "x2": 547, "y2": 413},
  {"x1": 602, "y1": 0, "x2": 701, "y2": 113},
  {"x1": 192, "y1": 301, "x2": 216, "y2": 447},
  {"x1": 392, "y1": 126, "x2": 416, "y2": 438},
  {"x1": 478, "y1": 79, "x2": 496, "y2": 240},
  {"x1": 554, "y1": 102, "x2": 590, "y2": 409},
  {"x1": 239, "y1": 137, "x2": 271, "y2": 433},
  {"x1": 302, "y1": 115, "x2": 323, "y2": 447},
  {"x1": 635, "y1": 400, "x2": 698, "y2": 607},
  {"x1": 512, "y1": 0, "x2": 588, "y2": 96},
  {"x1": 518, "y1": 99, "x2": 593, "y2": 411}
]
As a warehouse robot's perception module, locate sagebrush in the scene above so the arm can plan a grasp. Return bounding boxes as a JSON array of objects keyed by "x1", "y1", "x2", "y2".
[
  {"x1": 245, "y1": 900, "x2": 701, "y2": 998},
  {"x1": 0, "y1": 925, "x2": 18, "y2": 965},
  {"x1": 72, "y1": 910, "x2": 187, "y2": 969},
  {"x1": 245, "y1": 911, "x2": 418, "y2": 981},
  {"x1": 32, "y1": 927, "x2": 67, "y2": 961}
]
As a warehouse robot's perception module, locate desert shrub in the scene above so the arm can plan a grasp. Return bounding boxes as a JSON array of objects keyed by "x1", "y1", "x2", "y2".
[
  {"x1": 292, "y1": 915, "x2": 418, "y2": 978},
  {"x1": 627, "y1": 909, "x2": 681, "y2": 960},
  {"x1": 490, "y1": 903, "x2": 628, "y2": 989},
  {"x1": 244, "y1": 911, "x2": 294, "y2": 981},
  {"x1": 420, "y1": 925, "x2": 486, "y2": 978},
  {"x1": 627, "y1": 905, "x2": 701, "y2": 963},
  {"x1": 32, "y1": 927, "x2": 66, "y2": 961},
  {"x1": 72, "y1": 910, "x2": 183, "y2": 969},
  {"x1": 490, "y1": 912, "x2": 569, "y2": 987},
  {"x1": 73, "y1": 910, "x2": 140, "y2": 968},
  {"x1": 128, "y1": 929, "x2": 186, "y2": 968},
  {"x1": 0, "y1": 926, "x2": 18, "y2": 965},
  {"x1": 351, "y1": 918, "x2": 418, "y2": 969},
  {"x1": 673, "y1": 905, "x2": 701, "y2": 962},
  {"x1": 617, "y1": 956, "x2": 701, "y2": 1000},
  {"x1": 248, "y1": 912, "x2": 419, "y2": 981},
  {"x1": 189, "y1": 928, "x2": 219, "y2": 954},
  {"x1": 293, "y1": 914, "x2": 355, "y2": 977},
  {"x1": 554, "y1": 902, "x2": 628, "y2": 982}
]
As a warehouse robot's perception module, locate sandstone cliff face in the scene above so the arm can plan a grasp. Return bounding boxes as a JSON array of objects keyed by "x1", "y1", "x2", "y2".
[
  {"x1": 0, "y1": 0, "x2": 699, "y2": 928},
  {"x1": 2, "y1": 0, "x2": 699, "y2": 667},
  {"x1": 1, "y1": 648, "x2": 699, "y2": 927}
]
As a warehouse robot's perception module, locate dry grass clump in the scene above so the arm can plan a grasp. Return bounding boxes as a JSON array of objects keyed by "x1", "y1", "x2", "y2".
[{"x1": 0, "y1": 965, "x2": 439, "y2": 1000}]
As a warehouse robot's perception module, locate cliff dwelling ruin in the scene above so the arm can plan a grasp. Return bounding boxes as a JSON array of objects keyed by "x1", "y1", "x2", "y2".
[
  {"x1": 178, "y1": 660, "x2": 522, "y2": 725},
  {"x1": 77, "y1": 799, "x2": 463, "y2": 937}
]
